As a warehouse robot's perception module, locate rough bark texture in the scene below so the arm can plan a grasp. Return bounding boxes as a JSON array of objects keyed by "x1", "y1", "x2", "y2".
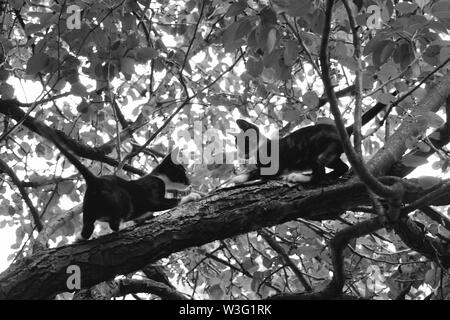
[
  {"x1": 1, "y1": 178, "x2": 449, "y2": 300},
  {"x1": 0, "y1": 180, "x2": 370, "y2": 299}
]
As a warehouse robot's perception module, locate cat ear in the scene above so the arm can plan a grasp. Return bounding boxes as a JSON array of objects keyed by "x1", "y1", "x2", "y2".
[{"x1": 236, "y1": 119, "x2": 259, "y2": 133}]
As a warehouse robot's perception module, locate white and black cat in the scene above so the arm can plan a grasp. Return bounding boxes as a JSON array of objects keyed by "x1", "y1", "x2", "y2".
[{"x1": 233, "y1": 101, "x2": 387, "y2": 184}]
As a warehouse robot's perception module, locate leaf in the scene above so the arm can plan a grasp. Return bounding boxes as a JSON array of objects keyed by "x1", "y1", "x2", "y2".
[
  {"x1": 395, "y1": 2, "x2": 418, "y2": 15},
  {"x1": 422, "y1": 111, "x2": 445, "y2": 128},
  {"x1": 235, "y1": 17, "x2": 253, "y2": 39},
  {"x1": 432, "y1": 1, "x2": 450, "y2": 19},
  {"x1": 47, "y1": 74, "x2": 67, "y2": 92},
  {"x1": 376, "y1": 92, "x2": 396, "y2": 105},
  {"x1": 15, "y1": 226, "x2": 25, "y2": 245},
  {"x1": 393, "y1": 41, "x2": 414, "y2": 69},
  {"x1": 0, "y1": 82, "x2": 14, "y2": 99},
  {"x1": 401, "y1": 154, "x2": 428, "y2": 167},
  {"x1": 225, "y1": 0, "x2": 247, "y2": 17},
  {"x1": 0, "y1": 67, "x2": 9, "y2": 81},
  {"x1": 26, "y1": 53, "x2": 50, "y2": 75},
  {"x1": 76, "y1": 101, "x2": 91, "y2": 113},
  {"x1": 279, "y1": 0, "x2": 312, "y2": 17},
  {"x1": 335, "y1": 42, "x2": 348, "y2": 58},
  {"x1": 424, "y1": 268, "x2": 437, "y2": 286},
  {"x1": 246, "y1": 57, "x2": 263, "y2": 77},
  {"x1": 71, "y1": 82, "x2": 88, "y2": 97},
  {"x1": 184, "y1": 0, "x2": 197, "y2": 12},
  {"x1": 35, "y1": 142, "x2": 49, "y2": 159},
  {"x1": 423, "y1": 44, "x2": 440, "y2": 66},
  {"x1": 222, "y1": 21, "x2": 244, "y2": 52},
  {"x1": 120, "y1": 57, "x2": 135, "y2": 75},
  {"x1": 9, "y1": 0, "x2": 23, "y2": 10},
  {"x1": 122, "y1": 13, "x2": 136, "y2": 30},
  {"x1": 302, "y1": 91, "x2": 319, "y2": 108},
  {"x1": 283, "y1": 40, "x2": 298, "y2": 66},
  {"x1": 250, "y1": 271, "x2": 263, "y2": 292},
  {"x1": 416, "y1": 176, "x2": 441, "y2": 189},
  {"x1": 260, "y1": 6, "x2": 277, "y2": 26},
  {"x1": 405, "y1": 137, "x2": 418, "y2": 149},
  {"x1": 57, "y1": 180, "x2": 75, "y2": 195},
  {"x1": 440, "y1": 46, "x2": 450, "y2": 64},
  {"x1": 20, "y1": 141, "x2": 31, "y2": 155},
  {"x1": 242, "y1": 258, "x2": 258, "y2": 273},
  {"x1": 416, "y1": 141, "x2": 431, "y2": 152},
  {"x1": 266, "y1": 28, "x2": 277, "y2": 53},
  {"x1": 432, "y1": 160, "x2": 443, "y2": 170},
  {"x1": 372, "y1": 40, "x2": 395, "y2": 67},
  {"x1": 208, "y1": 284, "x2": 224, "y2": 299},
  {"x1": 135, "y1": 47, "x2": 158, "y2": 62},
  {"x1": 25, "y1": 23, "x2": 45, "y2": 35},
  {"x1": 282, "y1": 108, "x2": 302, "y2": 122}
]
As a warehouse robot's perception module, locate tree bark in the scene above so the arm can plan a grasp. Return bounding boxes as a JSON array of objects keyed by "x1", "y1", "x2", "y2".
[
  {"x1": 0, "y1": 180, "x2": 369, "y2": 299},
  {"x1": 1, "y1": 177, "x2": 449, "y2": 299}
]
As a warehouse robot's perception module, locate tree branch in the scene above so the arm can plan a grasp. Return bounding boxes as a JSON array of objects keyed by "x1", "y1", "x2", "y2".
[
  {"x1": 0, "y1": 158, "x2": 42, "y2": 231},
  {"x1": 320, "y1": 0, "x2": 402, "y2": 199},
  {"x1": 74, "y1": 278, "x2": 187, "y2": 300},
  {"x1": 0, "y1": 99, "x2": 146, "y2": 176},
  {"x1": 259, "y1": 229, "x2": 312, "y2": 291},
  {"x1": 1, "y1": 177, "x2": 449, "y2": 299},
  {"x1": 270, "y1": 217, "x2": 383, "y2": 299}
]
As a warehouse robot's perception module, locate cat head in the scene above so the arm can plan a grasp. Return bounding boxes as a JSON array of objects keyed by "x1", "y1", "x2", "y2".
[{"x1": 151, "y1": 148, "x2": 190, "y2": 190}]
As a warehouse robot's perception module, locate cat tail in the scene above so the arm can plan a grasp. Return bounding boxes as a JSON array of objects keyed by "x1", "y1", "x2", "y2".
[{"x1": 38, "y1": 125, "x2": 98, "y2": 184}]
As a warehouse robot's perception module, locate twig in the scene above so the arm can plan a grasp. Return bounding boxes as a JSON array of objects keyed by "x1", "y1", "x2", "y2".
[
  {"x1": 379, "y1": 57, "x2": 450, "y2": 127},
  {"x1": 120, "y1": 51, "x2": 245, "y2": 163},
  {"x1": 320, "y1": 0, "x2": 402, "y2": 199},
  {"x1": 342, "y1": 0, "x2": 363, "y2": 155},
  {"x1": 259, "y1": 229, "x2": 312, "y2": 291},
  {"x1": 0, "y1": 158, "x2": 42, "y2": 231}
]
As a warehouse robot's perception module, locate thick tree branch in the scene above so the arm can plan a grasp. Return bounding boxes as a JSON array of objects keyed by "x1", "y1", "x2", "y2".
[
  {"x1": 388, "y1": 122, "x2": 450, "y2": 177},
  {"x1": 1, "y1": 177, "x2": 450, "y2": 299},
  {"x1": 366, "y1": 75, "x2": 450, "y2": 177}
]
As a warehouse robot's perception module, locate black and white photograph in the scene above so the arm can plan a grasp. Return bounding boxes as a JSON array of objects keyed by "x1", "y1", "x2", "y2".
[{"x1": 0, "y1": 0, "x2": 450, "y2": 306}]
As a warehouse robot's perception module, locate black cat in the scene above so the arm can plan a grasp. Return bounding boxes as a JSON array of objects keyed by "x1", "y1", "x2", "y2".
[{"x1": 42, "y1": 127, "x2": 200, "y2": 240}]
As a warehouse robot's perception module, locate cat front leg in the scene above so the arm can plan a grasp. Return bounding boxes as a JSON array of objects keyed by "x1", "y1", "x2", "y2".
[
  {"x1": 283, "y1": 172, "x2": 312, "y2": 183},
  {"x1": 180, "y1": 192, "x2": 201, "y2": 204},
  {"x1": 230, "y1": 172, "x2": 250, "y2": 184}
]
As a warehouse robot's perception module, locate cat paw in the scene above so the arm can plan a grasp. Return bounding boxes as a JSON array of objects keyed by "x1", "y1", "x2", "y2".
[
  {"x1": 283, "y1": 172, "x2": 312, "y2": 183},
  {"x1": 231, "y1": 173, "x2": 250, "y2": 185},
  {"x1": 180, "y1": 192, "x2": 201, "y2": 204}
]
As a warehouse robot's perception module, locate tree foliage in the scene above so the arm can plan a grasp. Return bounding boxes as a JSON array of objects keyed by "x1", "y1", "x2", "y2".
[{"x1": 1, "y1": 0, "x2": 450, "y2": 300}]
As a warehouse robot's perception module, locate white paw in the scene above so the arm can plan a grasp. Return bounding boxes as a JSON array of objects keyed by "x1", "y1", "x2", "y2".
[
  {"x1": 283, "y1": 172, "x2": 312, "y2": 183},
  {"x1": 180, "y1": 192, "x2": 201, "y2": 204},
  {"x1": 231, "y1": 173, "x2": 250, "y2": 185}
]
